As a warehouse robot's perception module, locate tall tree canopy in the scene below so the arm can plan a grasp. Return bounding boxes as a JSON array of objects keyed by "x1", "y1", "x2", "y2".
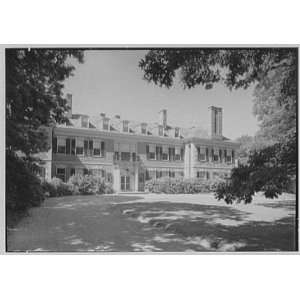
[
  {"x1": 6, "y1": 48, "x2": 84, "y2": 156},
  {"x1": 140, "y1": 48, "x2": 297, "y2": 203},
  {"x1": 6, "y1": 48, "x2": 84, "y2": 213}
]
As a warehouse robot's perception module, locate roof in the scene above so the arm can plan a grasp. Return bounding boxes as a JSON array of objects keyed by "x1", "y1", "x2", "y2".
[{"x1": 60, "y1": 113, "x2": 232, "y2": 142}]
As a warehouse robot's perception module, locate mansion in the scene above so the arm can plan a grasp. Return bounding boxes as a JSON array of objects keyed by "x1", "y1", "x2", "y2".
[{"x1": 39, "y1": 94, "x2": 239, "y2": 192}]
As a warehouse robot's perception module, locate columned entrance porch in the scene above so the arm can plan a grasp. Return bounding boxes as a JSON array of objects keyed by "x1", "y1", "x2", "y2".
[{"x1": 113, "y1": 165, "x2": 142, "y2": 192}]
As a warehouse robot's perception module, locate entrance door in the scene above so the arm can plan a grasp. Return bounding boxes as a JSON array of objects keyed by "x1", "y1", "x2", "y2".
[
  {"x1": 121, "y1": 175, "x2": 130, "y2": 191},
  {"x1": 138, "y1": 172, "x2": 145, "y2": 191}
]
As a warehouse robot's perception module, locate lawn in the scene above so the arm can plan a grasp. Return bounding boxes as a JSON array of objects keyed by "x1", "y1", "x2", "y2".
[{"x1": 6, "y1": 193, "x2": 297, "y2": 252}]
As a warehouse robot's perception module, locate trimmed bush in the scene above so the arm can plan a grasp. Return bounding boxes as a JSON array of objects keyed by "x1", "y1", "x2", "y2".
[{"x1": 145, "y1": 177, "x2": 223, "y2": 194}]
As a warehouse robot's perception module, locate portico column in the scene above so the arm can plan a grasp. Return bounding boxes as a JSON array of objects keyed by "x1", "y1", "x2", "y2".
[
  {"x1": 113, "y1": 167, "x2": 120, "y2": 193},
  {"x1": 134, "y1": 166, "x2": 139, "y2": 192}
]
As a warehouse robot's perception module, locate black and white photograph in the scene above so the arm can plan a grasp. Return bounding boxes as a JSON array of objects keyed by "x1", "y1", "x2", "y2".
[{"x1": 4, "y1": 47, "x2": 298, "y2": 253}]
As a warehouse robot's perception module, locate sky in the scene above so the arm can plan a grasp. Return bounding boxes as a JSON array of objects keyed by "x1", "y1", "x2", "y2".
[{"x1": 63, "y1": 50, "x2": 259, "y2": 140}]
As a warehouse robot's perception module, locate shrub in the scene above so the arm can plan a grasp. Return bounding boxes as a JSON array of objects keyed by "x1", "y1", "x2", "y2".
[
  {"x1": 68, "y1": 174, "x2": 114, "y2": 195},
  {"x1": 145, "y1": 177, "x2": 222, "y2": 194},
  {"x1": 42, "y1": 177, "x2": 73, "y2": 197}
]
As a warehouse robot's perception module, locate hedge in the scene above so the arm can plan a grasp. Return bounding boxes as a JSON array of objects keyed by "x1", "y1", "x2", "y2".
[{"x1": 145, "y1": 177, "x2": 223, "y2": 194}]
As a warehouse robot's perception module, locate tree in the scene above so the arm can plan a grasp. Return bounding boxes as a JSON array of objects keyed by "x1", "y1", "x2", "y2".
[
  {"x1": 139, "y1": 48, "x2": 297, "y2": 203},
  {"x1": 6, "y1": 48, "x2": 84, "y2": 214},
  {"x1": 235, "y1": 134, "x2": 273, "y2": 159}
]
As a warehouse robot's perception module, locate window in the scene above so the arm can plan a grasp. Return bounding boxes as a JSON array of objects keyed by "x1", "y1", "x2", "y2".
[
  {"x1": 169, "y1": 171, "x2": 175, "y2": 178},
  {"x1": 64, "y1": 138, "x2": 75, "y2": 155},
  {"x1": 132, "y1": 152, "x2": 136, "y2": 161},
  {"x1": 198, "y1": 147, "x2": 206, "y2": 161},
  {"x1": 121, "y1": 152, "x2": 130, "y2": 161},
  {"x1": 84, "y1": 140, "x2": 89, "y2": 156},
  {"x1": 147, "y1": 144, "x2": 156, "y2": 160},
  {"x1": 213, "y1": 172, "x2": 220, "y2": 179},
  {"x1": 57, "y1": 137, "x2": 66, "y2": 154},
  {"x1": 162, "y1": 146, "x2": 168, "y2": 160},
  {"x1": 66, "y1": 138, "x2": 71, "y2": 155},
  {"x1": 156, "y1": 170, "x2": 162, "y2": 178},
  {"x1": 156, "y1": 146, "x2": 162, "y2": 160},
  {"x1": 114, "y1": 151, "x2": 119, "y2": 160},
  {"x1": 161, "y1": 153, "x2": 168, "y2": 160},
  {"x1": 149, "y1": 152, "x2": 155, "y2": 159},
  {"x1": 56, "y1": 167, "x2": 66, "y2": 182},
  {"x1": 146, "y1": 169, "x2": 156, "y2": 180},
  {"x1": 175, "y1": 147, "x2": 181, "y2": 160},
  {"x1": 226, "y1": 149, "x2": 232, "y2": 163},
  {"x1": 123, "y1": 121, "x2": 129, "y2": 132},
  {"x1": 226, "y1": 155, "x2": 232, "y2": 163},
  {"x1": 81, "y1": 116, "x2": 89, "y2": 128},
  {"x1": 93, "y1": 140, "x2": 102, "y2": 156},
  {"x1": 213, "y1": 154, "x2": 219, "y2": 162},
  {"x1": 175, "y1": 127, "x2": 180, "y2": 138},
  {"x1": 141, "y1": 123, "x2": 147, "y2": 134},
  {"x1": 158, "y1": 125, "x2": 163, "y2": 136},
  {"x1": 197, "y1": 171, "x2": 206, "y2": 179},
  {"x1": 89, "y1": 140, "x2": 93, "y2": 156},
  {"x1": 70, "y1": 168, "x2": 75, "y2": 176},
  {"x1": 76, "y1": 139, "x2": 84, "y2": 155},
  {"x1": 71, "y1": 139, "x2": 76, "y2": 155},
  {"x1": 169, "y1": 147, "x2": 175, "y2": 161},
  {"x1": 103, "y1": 118, "x2": 109, "y2": 130}
]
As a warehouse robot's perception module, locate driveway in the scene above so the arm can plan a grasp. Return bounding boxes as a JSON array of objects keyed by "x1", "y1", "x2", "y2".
[{"x1": 6, "y1": 193, "x2": 297, "y2": 252}]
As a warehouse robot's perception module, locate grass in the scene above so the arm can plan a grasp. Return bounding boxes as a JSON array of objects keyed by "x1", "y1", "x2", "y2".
[{"x1": 6, "y1": 193, "x2": 297, "y2": 252}]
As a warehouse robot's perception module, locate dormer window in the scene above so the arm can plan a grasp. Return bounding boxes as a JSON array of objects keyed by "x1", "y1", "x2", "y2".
[
  {"x1": 81, "y1": 116, "x2": 89, "y2": 128},
  {"x1": 158, "y1": 125, "x2": 163, "y2": 136},
  {"x1": 123, "y1": 120, "x2": 129, "y2": 133},
  {"x1": 103, "y1": 118, "x2": 109, "y2": 130},
  {"x1": 175, "y1": 127, "x2": 180, "y2": 138},
  {"x1": 141, "y1": 123, "x2": 147, "y2": 134}
]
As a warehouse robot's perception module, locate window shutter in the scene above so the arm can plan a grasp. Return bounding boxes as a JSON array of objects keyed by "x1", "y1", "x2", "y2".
[
  {"x1": 66, "y1": 138, "x2": 71, "y2": 154},
  {"x1": 52, "y1": 137, "x2": 57, "y2": 154}
]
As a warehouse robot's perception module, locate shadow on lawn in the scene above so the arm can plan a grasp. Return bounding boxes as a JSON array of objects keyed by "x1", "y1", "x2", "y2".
[
  {"x1": 255, "y1": 200, "x2": 295, "y2": 212},
  {"x1": 7, "y1": 195, "x2": 297, "y2": 252},
  {"x1": 6, "y1": 195, "x2": 147, "y2": 252},
  {"x1": 112, "y1": 201, "x2": 297, "y2": 252}
]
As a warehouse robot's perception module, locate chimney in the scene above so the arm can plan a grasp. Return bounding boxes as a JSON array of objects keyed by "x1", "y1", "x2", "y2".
[
  {"x1": 66, "y1": 93, "x2": 72, "y2": 119},
  {"x1": 159, "y1": 109, "x2": 167, "y2": 128},
  {"x1": 208, "y1": 106, "x2": 222, "y2": 137}
]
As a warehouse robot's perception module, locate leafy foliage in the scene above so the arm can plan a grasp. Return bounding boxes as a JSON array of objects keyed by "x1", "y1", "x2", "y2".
[
  {"x1": 6, "y1": 49, "x2": 84, "y2": 217},
  {"x1": 6, "y1": 49, "x2": 84, "y2": 156},
  {"x1": 214, "y1": 136, "x2": 295, "y2": 203},
  {"x1": 68, "y1": 174, "x2": 114, "y2": 195},
  {"x1": 140, "y1": 48, "x2": 297, "y2": 203},
  {"x1": 6, "y1": 152, "x2": 45, "y2": 211}
]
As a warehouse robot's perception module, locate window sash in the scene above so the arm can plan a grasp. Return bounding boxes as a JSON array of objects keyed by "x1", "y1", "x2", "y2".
[
  {"x1": 57, "y1": 137, "x2": 66, "y2": 146},
  {"x1": 149, "y1": 144, "x2": 155, "y2": 153}
]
